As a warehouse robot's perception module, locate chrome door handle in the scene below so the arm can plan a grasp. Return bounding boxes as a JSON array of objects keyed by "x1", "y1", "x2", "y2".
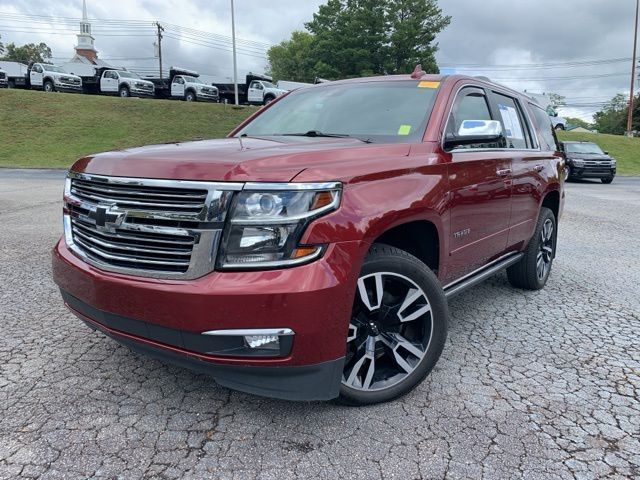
[{"x1": 496, "y1": 168, "x2": 511, "y2": 177}]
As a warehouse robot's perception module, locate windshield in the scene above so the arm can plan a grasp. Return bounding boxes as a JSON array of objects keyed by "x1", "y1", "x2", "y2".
[
  {"x1": 183, "y1": 75, "x2": 205, "y2": 84},
  {"x1": 261, "y1": 81, "x2": 276, "y2": 89},
  {"x1": 237, "y1": 81, "x2": 439, "y2": 144},
  {"x1": 43, "y1": 65, "x2": 66, "y2": 73},
  {"x1": 565, "y1": 142, "x2": 604, "y2": 154},
  {"x1": 118, "y1": 71, "x2": 140, "y2": 79}
]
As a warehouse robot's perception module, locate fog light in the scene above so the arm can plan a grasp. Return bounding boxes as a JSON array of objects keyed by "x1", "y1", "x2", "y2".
[{"x1": 245, "y1": 334, "x2": 279, "y2": 350}]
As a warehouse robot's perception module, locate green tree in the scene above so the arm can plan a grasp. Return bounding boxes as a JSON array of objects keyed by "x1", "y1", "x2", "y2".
[
  {"x1": 593, "y1": 94, "x2": 628, "y2": 135},
  {"x1": 2, "y1": 42, "x2": 52, "y2": 64},
  {"x1": 386, "y1": 0, "x2": 451, "y2": 74},
  {"x1": 267, "y1": 31, "x2": 316, "y2": 83},
  {"x1": 267, "y1": 0, "x2": 450, "y2": 81}
]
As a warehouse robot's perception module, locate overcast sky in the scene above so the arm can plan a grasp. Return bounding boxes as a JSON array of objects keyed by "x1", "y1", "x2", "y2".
[{"x1": 0, "y1": 0, "x2": 637, "y2": 121}]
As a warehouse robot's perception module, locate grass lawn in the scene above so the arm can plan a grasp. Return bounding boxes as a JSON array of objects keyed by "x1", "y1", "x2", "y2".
[
  {"x1": 2, "y1": 89, "x2": 638, "y2": 175},
  {"x1": 0, "y1": 89, "x2": 254, "y2": 168},
  {"x1": 557, "y1": 131, "x2": 640, "y2": 176}
]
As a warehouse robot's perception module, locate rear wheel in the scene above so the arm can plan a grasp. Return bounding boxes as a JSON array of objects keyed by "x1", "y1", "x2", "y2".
[
  {"x1": 507, "y1": 207, "x2": 556, "y2": 290},
  {"x1": 43, "y1": 80, "x2": 54, "y2": 93},
  {"x1": 601, "y1": 176, "x2": 614, "y2": 184},
  {"x1": 338, "y1": 244, "x2": 448, "y2": 405}
]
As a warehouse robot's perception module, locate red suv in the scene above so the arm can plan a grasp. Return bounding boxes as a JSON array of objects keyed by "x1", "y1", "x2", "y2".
[{"x1": 53, "y1": 70, "x2": 564, "y2": 405}]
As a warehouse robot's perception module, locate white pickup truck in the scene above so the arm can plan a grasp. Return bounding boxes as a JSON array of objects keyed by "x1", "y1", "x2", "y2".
[
  {"x1": 214, "y1": 74, "x2": 287, "y2": 105},
  {"x1": 79, "y1": 68, "x2": 155, "y2": 97},
  {"x1": 4, "y1": 62, "x2": 82, "y2": 92},
  {"x1": 149, "y1": 68, "x2": 219, "y2": 102}
]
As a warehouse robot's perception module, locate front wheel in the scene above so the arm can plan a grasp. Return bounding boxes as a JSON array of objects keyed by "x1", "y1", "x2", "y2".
[
  {"x1": 339, "y1": 244, "x2": 449, "y2": 405},
  {"x1": 185, "y1": 91, "x2": 196, "y2": 102},
  {"x1": 119, "y1": 86, "x2": 130, "y2": 98},
  {"x1": 601, "y1": 176, "x2": 614, "y2": 184},
  {"x1": 44, "y1": 81, "x2": 55, "y2": 93},
  {"x1": 507, "y1": 207, "x2": 556, "y2": 290}
]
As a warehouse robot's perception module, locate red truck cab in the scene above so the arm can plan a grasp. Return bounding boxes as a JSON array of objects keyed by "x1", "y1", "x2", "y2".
[{"x1": 53, "y1": 70, "x2": 565, "y2": 404}]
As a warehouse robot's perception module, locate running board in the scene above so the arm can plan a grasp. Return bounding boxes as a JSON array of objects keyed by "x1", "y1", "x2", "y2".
[{"x1": 443, "y1": 252, "x2": 524, "y2": 299}]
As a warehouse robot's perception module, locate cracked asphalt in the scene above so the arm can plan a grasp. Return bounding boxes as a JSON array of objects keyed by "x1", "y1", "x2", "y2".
[{"x1": 1, "y1": 170, "x2": 639, "y2": 480}]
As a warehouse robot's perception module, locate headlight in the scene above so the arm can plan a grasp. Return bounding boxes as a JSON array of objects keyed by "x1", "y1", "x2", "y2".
[
  {"x1": 572, "y1": 159, "x2": 585, "y2": 167},
  {"x1": 218, "y1": 182, "x2": 341, "y2": 269}
]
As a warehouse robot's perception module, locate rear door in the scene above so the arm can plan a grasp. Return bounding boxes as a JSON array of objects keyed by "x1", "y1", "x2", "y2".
[
  {"x1": 444, "y1": 85, "x2": 513, "y2": 281},
  {"x1": 488, "y1": 93, "x2": 557, "y2": 250}
]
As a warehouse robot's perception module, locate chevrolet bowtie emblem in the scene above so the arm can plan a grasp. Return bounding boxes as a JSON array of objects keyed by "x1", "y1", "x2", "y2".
[{"x1": 89, "y1": 204, "x2": 125, "y2": 232}]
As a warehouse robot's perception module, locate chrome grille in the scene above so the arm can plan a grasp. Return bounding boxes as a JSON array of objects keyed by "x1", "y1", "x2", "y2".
[{"x1": 64, "y1": 173, "x2": 243, "y2": 279}]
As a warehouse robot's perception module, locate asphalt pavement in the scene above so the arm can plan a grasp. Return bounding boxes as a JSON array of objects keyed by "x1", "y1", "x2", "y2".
[{"x1": 1, "y1": 170, "x2": 638, "y2": 479}]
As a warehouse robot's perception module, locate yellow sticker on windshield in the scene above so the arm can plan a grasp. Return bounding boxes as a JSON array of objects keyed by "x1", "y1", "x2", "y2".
[
  {"x1": 398, "y1": 125, "x2": 412, "y2": 136},
  {"x1": 418, "y1": 81, "x2": 440, "y2": 89}
]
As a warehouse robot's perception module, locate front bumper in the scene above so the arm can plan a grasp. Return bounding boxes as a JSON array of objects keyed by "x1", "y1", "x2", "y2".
[
  {"x1": 569, "y1": 165, "x2": 616, "y2": 179},
  {"x1": 52, "y1": 238, "x2": 366, "y2": 400},
  {"x1": 196, "y1": 91, "x2": 219, "y2": 102},
  {"x1": 55, "y1": 83, "x2": 83, "y2": 93},
  {"x1": 130, "y1": 86, "x2": 156, "y2": 97}
]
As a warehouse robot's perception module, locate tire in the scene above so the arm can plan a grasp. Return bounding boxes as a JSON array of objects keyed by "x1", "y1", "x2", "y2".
[
  {"x1": 263, "y1": 95, "x2": 275, "y2": 105},
  {"x1": 119, "y1": 86, "x2": 130, "y2": 98},
  {"x1": 338, "y1": 244, "x2": 449, "y2": 405},
  {"x1": 507, "y1": 207, "x2": 556, "y2": 290},
  {"x1": 185, "y1": 91, "x2": 196, "y2": 102},
  {"x1": 601, "y1": 177, "x2": 614, "y2": 184},
  {"x1": 44, "y1": 80, "x2": 55, "y2": 93}
]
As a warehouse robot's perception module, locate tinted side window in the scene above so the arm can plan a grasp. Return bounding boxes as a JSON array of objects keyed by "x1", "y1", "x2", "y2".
[
  {"x1": 491, "y1": 93, "x2": 528, "y2": 149},
  {"x1": 530, "y1": 104, "x2": 559, "y2": 151},
  {"x1": 446, "y1": 87, "x2": 501, "y2": 150}
]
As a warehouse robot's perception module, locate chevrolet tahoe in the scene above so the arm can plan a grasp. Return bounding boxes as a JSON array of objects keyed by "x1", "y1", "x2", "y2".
[{"x1": 53, "y1": 67, "x2": 565, "y2": 405}]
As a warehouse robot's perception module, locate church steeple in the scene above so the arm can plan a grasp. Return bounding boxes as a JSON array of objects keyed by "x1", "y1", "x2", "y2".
[{"x1": 75, "y1": 0, "x2": 97, "y2": 63}]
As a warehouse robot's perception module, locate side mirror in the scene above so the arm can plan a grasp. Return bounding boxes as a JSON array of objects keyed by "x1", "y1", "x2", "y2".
[
  {"x1": 444, "y1": 120, "x2": 504, "y2": 150},
  {"x1": 604, "y1": 151, "x2": 609, "y2": 155}
]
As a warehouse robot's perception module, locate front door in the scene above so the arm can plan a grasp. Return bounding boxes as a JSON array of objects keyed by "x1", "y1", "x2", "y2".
[
  {"x1": 247, "y1": 81, "x2": 264, "y2": 103},
  {"x1": 100, "y1": 71, "x2": 117, "y2": 93},
  {"x1": 30, "y1": 64, "x2": 43, "y2": 87},
  {"x1": 444, "y1": 86, "x2": 513, "y2": 282},
  {"x1": 171, "y1": 76, "x2": 185, "y2": 97}
]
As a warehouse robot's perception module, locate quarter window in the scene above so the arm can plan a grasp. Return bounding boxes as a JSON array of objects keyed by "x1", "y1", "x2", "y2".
[{"x1": 530, "y1": 104, "x2": 559, "y2": 151}]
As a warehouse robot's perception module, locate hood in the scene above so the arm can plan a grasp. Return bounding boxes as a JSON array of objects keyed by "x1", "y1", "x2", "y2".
[{"x1": 72, "y1": 136, "x2": 413, "y2": 183}]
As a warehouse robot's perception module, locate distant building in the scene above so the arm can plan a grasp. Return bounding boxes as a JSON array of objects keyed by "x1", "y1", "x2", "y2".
[{"x1": 69, "y1": 0, "x2": 109, "y2": 67}]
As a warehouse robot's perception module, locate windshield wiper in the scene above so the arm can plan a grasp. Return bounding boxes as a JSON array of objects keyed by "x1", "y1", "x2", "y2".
[{"x1": 280, "y1": 131, "x2": 373, "y2": 143}]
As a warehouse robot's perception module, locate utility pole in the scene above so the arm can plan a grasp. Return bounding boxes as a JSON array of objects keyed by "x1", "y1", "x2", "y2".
[
  {"x1": 627, "y1": 0, "x2": 639, "y2": 136},
  {"x1": 231, "y1": 0, "x2": 239, "y2": 105},
  {"x1": 155, "y1": 21, "x2": 165, "y2": 81}
]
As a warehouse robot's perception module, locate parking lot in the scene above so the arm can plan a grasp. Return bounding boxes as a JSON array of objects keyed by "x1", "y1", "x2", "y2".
[{"x1": 0, "y1": 170, "x2": 638, "y2": 480}]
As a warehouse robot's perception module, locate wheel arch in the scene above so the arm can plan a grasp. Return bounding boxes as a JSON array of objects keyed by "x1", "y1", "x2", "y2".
[
  {"x1": 370, "y1": 219, "x2": 441, "y2": 275},
  {"x1": 541, "y1": 189, "x2": 560, "y2": 221}
]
